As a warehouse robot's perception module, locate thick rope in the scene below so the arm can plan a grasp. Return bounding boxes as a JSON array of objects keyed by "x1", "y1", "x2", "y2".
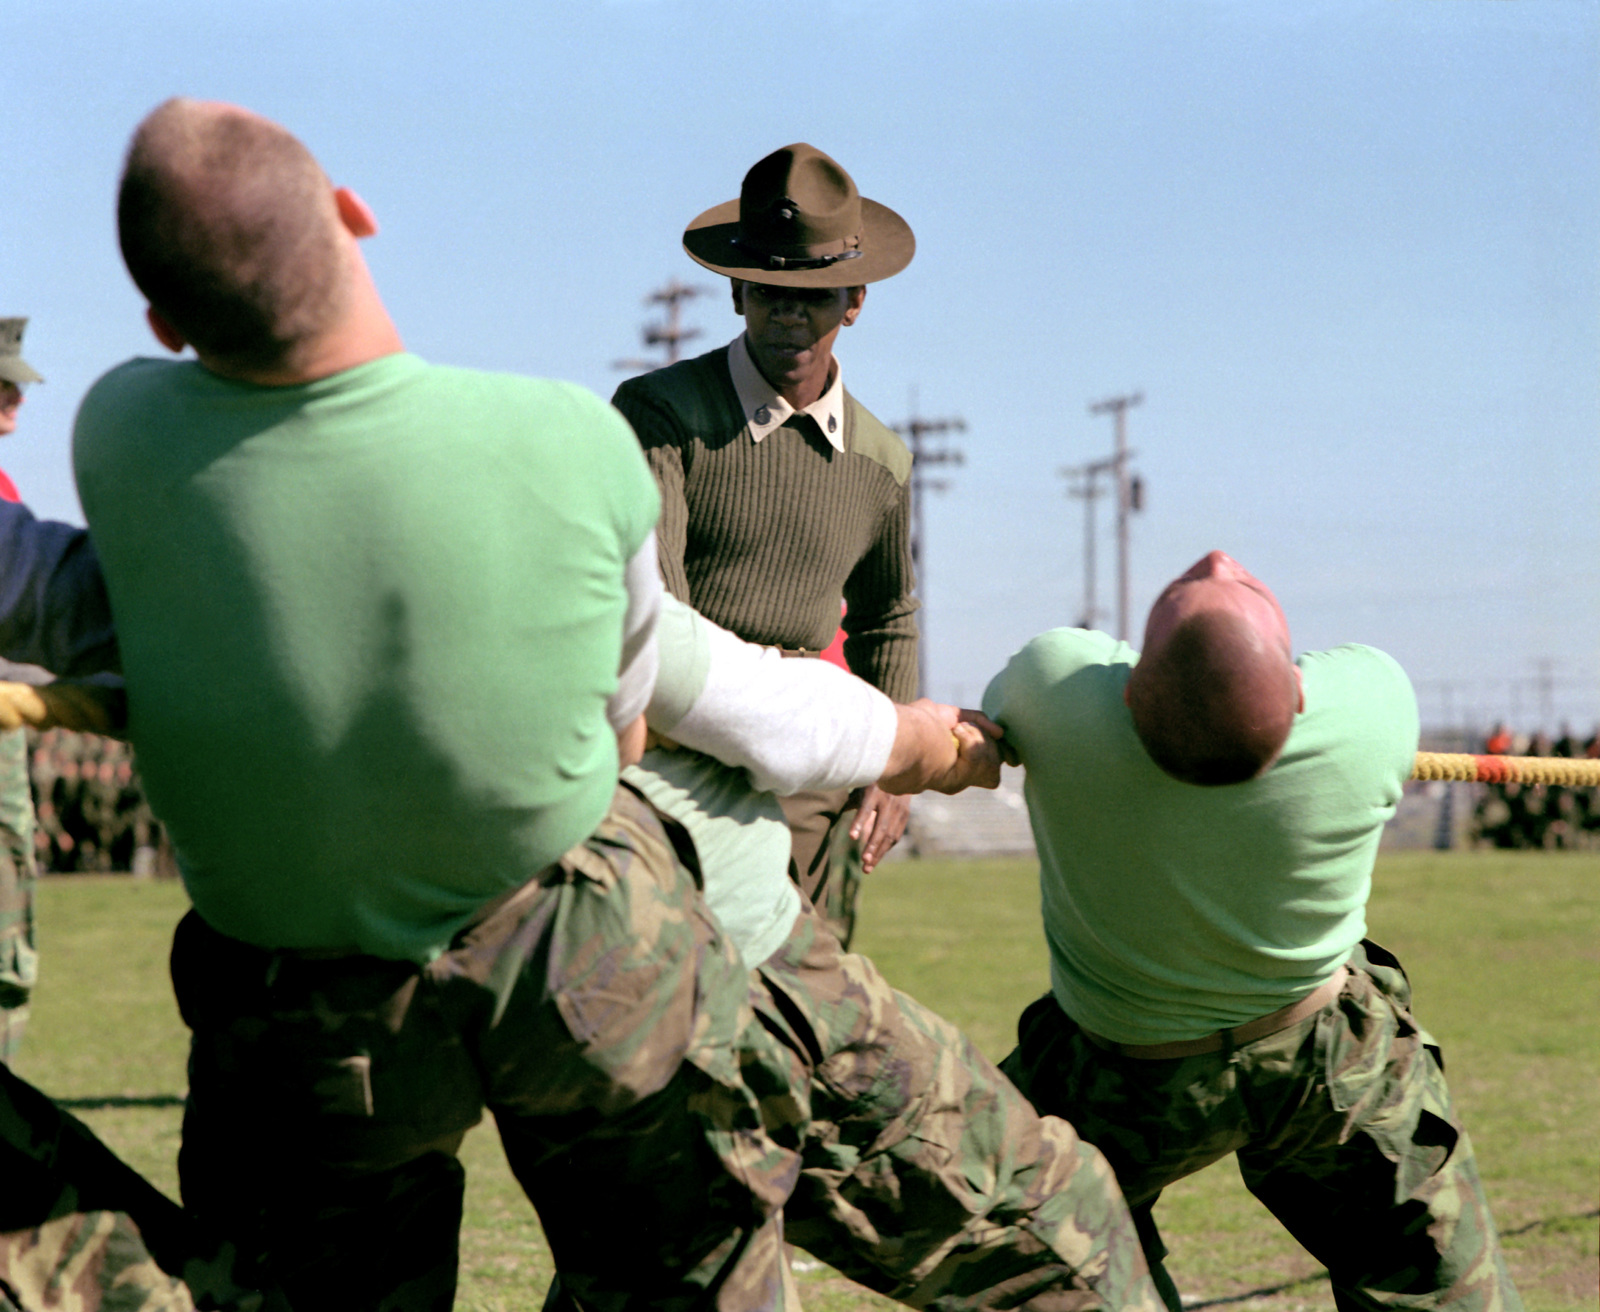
[{"x1": 1412, "y1": 752, "x2": 1600, "y2": 787}]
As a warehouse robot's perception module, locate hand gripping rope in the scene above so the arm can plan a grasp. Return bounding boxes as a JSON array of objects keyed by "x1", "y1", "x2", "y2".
[{"x1": 1411, "y1": 752, "x2": 1600, "y2": 787}]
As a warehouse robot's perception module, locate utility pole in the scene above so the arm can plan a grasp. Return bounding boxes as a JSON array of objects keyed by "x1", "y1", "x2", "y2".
[
  {"x1": 613, "y1": 279, "x2": 706, "y2": 374},
  {"x1": 1060, "y1": 457, "x2": 1116, "y2": 630},
  {"x1": 893, "y1": 391, "x2": 965, "y2": 697},
  {"x1": 1088, "y1": 391, "x2": 1144, "y2": 641}
]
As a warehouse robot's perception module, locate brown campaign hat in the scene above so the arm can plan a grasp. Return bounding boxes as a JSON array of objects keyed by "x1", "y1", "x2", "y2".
[
  {"x1": 683, "y1": 144, "x2": 914, "y2": 289},
  {"x1": 0, "y1": 319, "x2": 43, "y2": 385}
]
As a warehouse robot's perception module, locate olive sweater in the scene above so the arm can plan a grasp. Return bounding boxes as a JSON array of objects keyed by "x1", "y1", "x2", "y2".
[{"x1": 614, "y1": 344, "x2": 919, "y2": 702}]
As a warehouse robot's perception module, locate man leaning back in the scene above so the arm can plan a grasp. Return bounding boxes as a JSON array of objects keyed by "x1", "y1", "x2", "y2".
[{"x1": 985, "y1": 550, "x2": 1523, "y2": 1312}]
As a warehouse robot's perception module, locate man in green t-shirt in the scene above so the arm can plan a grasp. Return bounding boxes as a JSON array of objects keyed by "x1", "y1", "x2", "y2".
[
  {"x1": 72, "y1": 96, "x2": 806, "y2": 1312},
  {"x1": 985, "y1": 550, "x2": 1521, "y2": 1312}
]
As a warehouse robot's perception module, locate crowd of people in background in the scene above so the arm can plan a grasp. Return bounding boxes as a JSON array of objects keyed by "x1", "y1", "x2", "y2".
[
  {"x1": 1472, "y1": 722, "x2": 1600, "y2": 850},
  {"x1": 26, "y1": 729, "x2": 167, "y2": 875}
]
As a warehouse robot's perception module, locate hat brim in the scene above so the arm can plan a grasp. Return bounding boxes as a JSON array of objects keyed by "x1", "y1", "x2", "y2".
[
  {"x1": 0, "y1": 359, "x2": 42, "y2": 386},
  {"x1": 683, "y1": 197, "x2": 914, "y2": 288}
]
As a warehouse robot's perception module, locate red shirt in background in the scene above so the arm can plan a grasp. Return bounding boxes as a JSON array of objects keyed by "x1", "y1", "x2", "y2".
[{"x1": 820, "y1": 601, "x2": 848, "y2": 670}]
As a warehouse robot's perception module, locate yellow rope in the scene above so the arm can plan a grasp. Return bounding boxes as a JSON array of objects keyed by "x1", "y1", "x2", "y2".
[{"x1": 1412, "y1": 752, "x2": 1600, "y2": 787}]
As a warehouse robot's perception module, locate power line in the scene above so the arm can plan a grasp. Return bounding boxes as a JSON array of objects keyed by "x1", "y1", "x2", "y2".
[
  {"x1": 613, "y1": 279, "x2": 706, "y2": 373},
  {"x1": 1060, "y1": 457, "x2": 1116, "y2": 631},
  {"x1": 1087, "y1": 391, "x2": 1144, "y2": 642},
  {"x1": 893, "y1": 390, "x2": 965, "y2": 697}
]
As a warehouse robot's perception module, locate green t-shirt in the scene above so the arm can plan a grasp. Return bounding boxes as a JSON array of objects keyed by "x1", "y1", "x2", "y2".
[
  {"x1": 74, "y1": 353, "x2": 657, "y2": 961},
  {"x1": 983, "y1": 630, "x2": 1418, "y2": 1043},
  {"x1": 623, "y1": 596, "x2": 799, "y2": 968}
]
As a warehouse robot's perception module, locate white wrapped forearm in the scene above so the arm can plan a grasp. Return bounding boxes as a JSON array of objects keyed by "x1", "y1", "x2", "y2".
[
  {"x1": 663, "y1": 611, "x2": 898, "y2": 797},
  {"x1": 605, "y1": 534, "x2": 662, "y2": 735}
]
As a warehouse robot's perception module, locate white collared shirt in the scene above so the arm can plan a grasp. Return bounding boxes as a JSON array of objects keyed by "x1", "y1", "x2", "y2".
[{"x1": 727, "y1": 335, "x2": 847, "y2": 454}]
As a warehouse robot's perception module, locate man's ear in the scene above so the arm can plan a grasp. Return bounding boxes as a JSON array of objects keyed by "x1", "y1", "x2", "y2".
[
  {"x1": 842, "y1": 284, "x2": 866, "y2": 327},
  {"x1": 730, "y1": 279, "x2": 746, "y2": 316},
  {"x1": 1293, "y1": 664, "x2": 1305, "y2": 715},
  {"x1": 146, "y1": 308, "x2": 187, "y2": 354},
  {"x1": 333, "y1": 187, "x2": 379, "y2": 239}
]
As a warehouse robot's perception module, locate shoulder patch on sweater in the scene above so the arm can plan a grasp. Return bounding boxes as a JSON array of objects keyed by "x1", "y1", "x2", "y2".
[{"x1": 844, "y1": 395, "x2": 912, "y2": 485}]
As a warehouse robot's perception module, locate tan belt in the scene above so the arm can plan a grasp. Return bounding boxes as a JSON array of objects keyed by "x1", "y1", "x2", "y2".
[
  {"x1": 1082, "y1": 966, "x2": 1348, "y2": 1061},
  {"x1": 776, "y1": 646, "x2": 821, "y2": 659}
]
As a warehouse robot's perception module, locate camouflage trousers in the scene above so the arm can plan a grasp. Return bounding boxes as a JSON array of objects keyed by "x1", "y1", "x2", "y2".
[
  {"x1": 760, "y1": 904, "x2": 1161, "y2": 1312},
  {"x1": 0, "y1": 824, "x2": 35, "y2": 1069},
  {"x1": 999, "y1": 941, "x2": 1522, "y2": 1312},
  {"x1": 0, "y1": 729, "x2": 38, "y2": 1066},
  {"x1": 0, "y1": 1062, "x2": 282, "y2": 1312},
  {"x1": 172, "y1": 784, "x2": 806, "y2": 1312}
]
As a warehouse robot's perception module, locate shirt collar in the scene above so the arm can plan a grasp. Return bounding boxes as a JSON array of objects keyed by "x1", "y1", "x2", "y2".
[{"x1": 727, "y1": 335, "x2": 847, "y2": 453}]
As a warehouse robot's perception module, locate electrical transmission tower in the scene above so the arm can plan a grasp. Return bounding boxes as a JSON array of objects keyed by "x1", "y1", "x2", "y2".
[
  {"x1": 614, "y1": 279, "x2": 706, "y2": 374},
  {"x1": 1087, "y1": 391, "x2": 1144, "y2": 641},
  {"x1": 893, "y1": 392, "x2": 966, "y2": 697}
]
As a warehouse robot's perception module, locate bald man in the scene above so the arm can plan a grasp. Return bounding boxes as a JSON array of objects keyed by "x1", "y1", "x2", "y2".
[{"x1": 983, "y1": 552, "x2": 1522, "y2": 1312}]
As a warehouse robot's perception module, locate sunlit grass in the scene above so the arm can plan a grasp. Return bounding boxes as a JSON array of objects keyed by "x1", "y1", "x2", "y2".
[{"x1": 16, "y1": 852, "x2": 1597, "y2": 1312}]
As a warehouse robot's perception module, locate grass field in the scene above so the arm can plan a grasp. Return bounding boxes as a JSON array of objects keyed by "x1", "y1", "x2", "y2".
[{"x1": 13, "y1": 851, "x2": 1598, "y2": 1312}]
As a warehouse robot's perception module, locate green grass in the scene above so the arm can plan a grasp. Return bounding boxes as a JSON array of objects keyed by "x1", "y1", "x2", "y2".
[{"x1": 14, "y1": 854, "x2": 1598, "y2": 1312}]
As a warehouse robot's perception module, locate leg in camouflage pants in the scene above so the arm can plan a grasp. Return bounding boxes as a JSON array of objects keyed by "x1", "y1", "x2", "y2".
[
  {"x1": 546, "y1": 900, "x2": 1161, "y2": 1312},
  {"x1": 757, "y1": 903, "x2": 1160, "y2": 1312},
  {"x1": 1000, "y1": 941, "x2": 1522, "y2": 1312},
  {"x1": 0, "y1": 728, "x2": 38, "y2": 1067},
  {"x1": 0, "y1": 1063, "x2": 282, "y2": 1312},
  {"x1": 173, "y1": 784, "x2": 805, "y2": 1312}
]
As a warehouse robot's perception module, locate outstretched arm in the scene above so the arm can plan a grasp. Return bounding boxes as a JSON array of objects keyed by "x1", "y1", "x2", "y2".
[
  {"x1": 649, "y1": 596, "x2": 1002, "y2": 803},
  {"x1": 879, "y1": 701, "x2": 1005, "y2": 795},
  {"x1": 0, "y1": 500, "x2": 120, "y2": 676}
]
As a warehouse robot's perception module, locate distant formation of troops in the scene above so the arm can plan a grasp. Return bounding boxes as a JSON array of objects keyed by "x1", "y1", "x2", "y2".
[
  {"x1": 26, "y1": 729, "x2": 166, "y2": 876},
  {"x1": 1472, "y1": 723, "x2": 1600, "y2": 850}
]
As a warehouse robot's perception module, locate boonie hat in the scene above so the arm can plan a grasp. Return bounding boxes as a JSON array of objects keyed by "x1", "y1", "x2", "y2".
[
  {"x1": 683, "y1": 144, "x2": 914, "y2": 289},
  {"x1": 0, "y1": 319, "x2": 43, "y2": 386}
]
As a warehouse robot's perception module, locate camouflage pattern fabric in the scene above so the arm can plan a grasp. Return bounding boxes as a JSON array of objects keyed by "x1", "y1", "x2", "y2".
[
  {"x1": 0, "y1": 728, "x2": 37, "y2": 1066},
  {"x1": 0, "y1": 1213, "x2": 193, "y2": 1312},
  {"x1": 777, "y1": 786, "x2": 862, "y2": 948},
  {"x1": 1000, "y1": 941, "x2": 1522, "y2": 1312},
  {"x1": 172, "y1": 783, "x2": 803, "y2": 1312},
  {"x1": 0, "y1": 1063, "x2": 283, "y2": 1312},
  {"x1": 759, "y1": 905, "x2": 1161, "y2": 1312}
]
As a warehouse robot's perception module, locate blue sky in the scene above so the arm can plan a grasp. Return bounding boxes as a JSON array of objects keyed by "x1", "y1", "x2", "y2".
[{"x1": 5, "y1": 0, "x2": 1596, "y2": 731}]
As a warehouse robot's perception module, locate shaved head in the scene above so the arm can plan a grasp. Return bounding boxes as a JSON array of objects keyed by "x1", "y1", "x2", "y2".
[
  {"x1": 117, "y1": 99, "x2": 348, "y2": 371},
  {"x1": 1126, "y1": 552, "x2": 1302, "y2": 787}
]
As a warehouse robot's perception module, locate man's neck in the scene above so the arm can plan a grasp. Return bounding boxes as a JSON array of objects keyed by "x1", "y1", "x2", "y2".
[
  {"x1": 201, "y1": 331, "x2": 404, "y2": 387},
  {"x1": 200, "y1": 259, "x2": 405, "y2": 386}
]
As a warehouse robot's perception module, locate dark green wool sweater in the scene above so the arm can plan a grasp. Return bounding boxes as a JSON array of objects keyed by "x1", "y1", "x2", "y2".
[{"x1": 614, "y1": 346, "x2": 919, "y2": 703}]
